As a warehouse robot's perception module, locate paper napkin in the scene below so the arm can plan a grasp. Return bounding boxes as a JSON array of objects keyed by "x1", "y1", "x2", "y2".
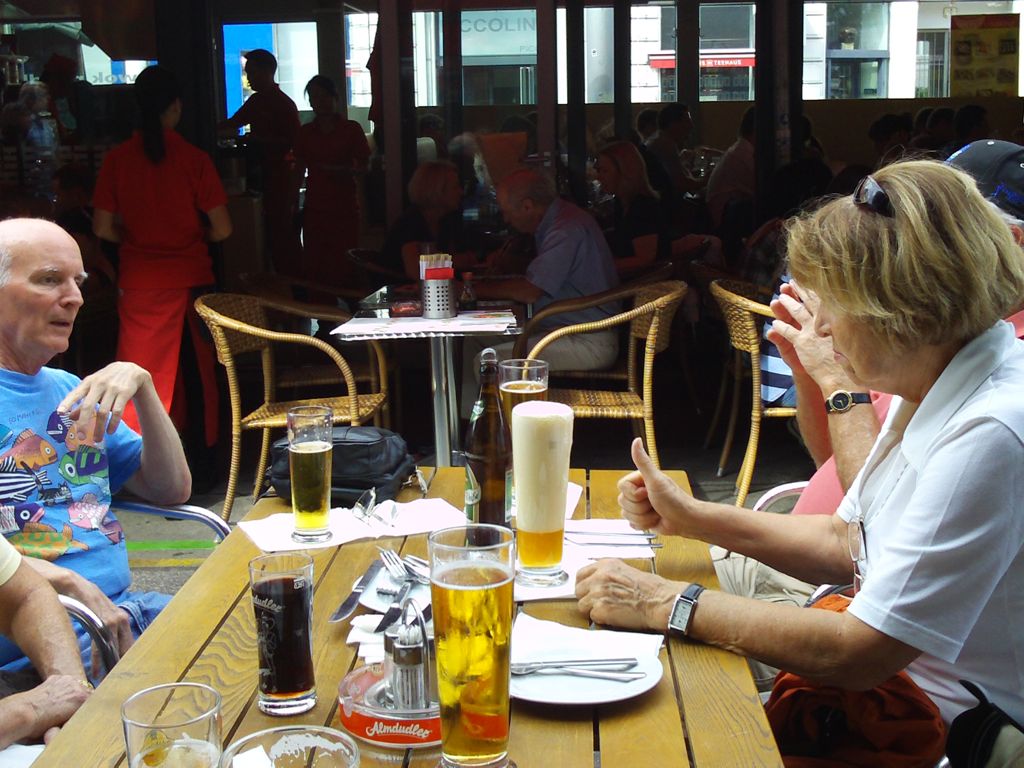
[
  {"x1": 511, "y1": 613, "x2": 663, "y2": 665},
  {"x1": 239, "y1": 498, "x2": 467, "y2": 552}
]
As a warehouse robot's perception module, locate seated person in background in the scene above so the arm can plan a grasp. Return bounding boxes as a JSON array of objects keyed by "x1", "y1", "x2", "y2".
[
  {"x1": 379, "y1": 161, "x2": 477, "y2": 280},
  {"x1": 577, "y1": 160, "x2": 1024, "y2": 729},
  {"x1": 635, "y1": 108, "x2": 658, "y2": 142},
  {"x1": 463, "y1": 169, "x2": 620, "y2": 412},
  {"x1": 0, "y1": 535, "x2": 90, "y2": 753},
  {"x1": 0, "y1": 219, "x2": 192, "y2": 679},
  {"x1": 644, "y1": 103, "x2": 705, "y2": 196},
  {"x1": 593, "y1": 141, "x2": 669, "y2": 276},
  {"x1": 706, "y1": 106, "x2": 756, "y2": 231}
]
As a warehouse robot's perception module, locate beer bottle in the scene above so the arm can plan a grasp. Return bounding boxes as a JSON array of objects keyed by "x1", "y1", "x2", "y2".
[
  {"x1": 464, "y1": 348, "x2": 512, "y2": 527},
  {"x1": 459, "y1": 272, "x2": 477, "y2": 311}
]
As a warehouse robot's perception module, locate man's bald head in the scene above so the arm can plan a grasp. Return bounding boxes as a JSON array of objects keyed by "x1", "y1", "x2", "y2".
[{"x1": 0, "y1": 218, "x2": 83, "y2": 288}]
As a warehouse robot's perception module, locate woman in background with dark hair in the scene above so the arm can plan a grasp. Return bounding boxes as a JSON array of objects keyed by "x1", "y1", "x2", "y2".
[
  {"x1": 293, "y1": 74, "x2": 370, "y2": 287},
  {"x1": 93, "y1": 65, "x2": 231, "y2": 486}
]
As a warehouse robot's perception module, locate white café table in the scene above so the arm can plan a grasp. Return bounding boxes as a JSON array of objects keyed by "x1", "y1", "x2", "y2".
[{"x1": 332, "y1": 307, "x2": 520, "y2": 466}]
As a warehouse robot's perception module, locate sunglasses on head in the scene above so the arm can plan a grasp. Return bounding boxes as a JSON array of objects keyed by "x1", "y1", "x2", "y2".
[{"x1": 853, "y1": 175, "x2": 894, "y2": 217}]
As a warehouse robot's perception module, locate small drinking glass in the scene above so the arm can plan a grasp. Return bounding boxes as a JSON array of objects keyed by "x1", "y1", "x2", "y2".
[
  {"x1": 430, "y1": 525, "x2": 516, "y2": 768},
  {"x1": 288, "y1": 405, "x2": 333, "y2": 543},
  {"x1": 249, "y1": 552, "x2": 317, "y2": 716},
  {"x1": 222, "y1": 725, "x2": 360, "y2": 767},
  {"x1": 122, "y1": 682, "x2": 221, "y2": 768}
]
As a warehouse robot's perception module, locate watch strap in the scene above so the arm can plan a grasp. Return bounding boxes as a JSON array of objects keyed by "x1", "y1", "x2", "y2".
[
  {"x1": 669, "y1": 583, "x2": 706, "y2": 637},
  {"x1": 825, "y1": 390, "x2": 871, "y2": 414}
]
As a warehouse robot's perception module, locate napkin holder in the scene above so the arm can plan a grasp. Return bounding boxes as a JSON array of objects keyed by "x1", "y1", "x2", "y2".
[
  {"x1": 422, "y1": 267, "x2": 456, "y2": 319},
  {"x1": 338, "y1": 600, "x2": 441, "y2": 749}
]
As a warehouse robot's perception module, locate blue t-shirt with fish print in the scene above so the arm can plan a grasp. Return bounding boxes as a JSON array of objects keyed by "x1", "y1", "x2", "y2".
[{"x1": 0, "y1": 366, "x2": 143, "y2": 605}]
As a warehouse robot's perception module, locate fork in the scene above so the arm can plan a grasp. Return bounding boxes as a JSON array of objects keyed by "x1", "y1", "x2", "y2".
[{"x1": 378, "y1": 548, "x2": 430, "y2": 585}]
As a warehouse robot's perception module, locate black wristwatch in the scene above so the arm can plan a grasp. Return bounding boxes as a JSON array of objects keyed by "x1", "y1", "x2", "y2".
[
  {"x1": 667, "y1": 583, "x2": 706, "y2": 637},
  {"x1": 824, "y1": 390, "x2": 871, "y2": 414}
]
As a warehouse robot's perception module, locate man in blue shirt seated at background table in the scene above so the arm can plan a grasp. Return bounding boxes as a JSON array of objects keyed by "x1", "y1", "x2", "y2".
[
  {"x1": 0, "y1": 218, "x2": 192, "y2": 680},
  {"x1": 463, "y1": 168, "x2": 620, "y2": 413}
]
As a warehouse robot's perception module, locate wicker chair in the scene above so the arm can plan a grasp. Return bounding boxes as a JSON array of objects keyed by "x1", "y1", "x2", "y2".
[
  {"x1": 707, "y1": 279, "x2": 797, "y2": 507},
  {"x1": 238, "y1": 272, "x2": 396, "y2": 429},
  {"x1": 194, "y1": 293, "x2": 388, "y2": 521},
  {"x1": 524, "y1": 280, "x2": 687, "y2": 469}
]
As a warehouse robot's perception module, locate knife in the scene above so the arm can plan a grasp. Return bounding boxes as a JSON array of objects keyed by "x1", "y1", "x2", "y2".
[
  {"x1": 374, "y1": 580, "x2": 415, "y2": 632},
  {"x1": 329, "y1": 560, "x2": 384, "y2": 623}
]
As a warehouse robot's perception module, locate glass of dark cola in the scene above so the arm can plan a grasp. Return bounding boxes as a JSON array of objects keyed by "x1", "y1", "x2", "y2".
[{"x1": 248, "y1": 552, "x2": 317, "y2": 715}]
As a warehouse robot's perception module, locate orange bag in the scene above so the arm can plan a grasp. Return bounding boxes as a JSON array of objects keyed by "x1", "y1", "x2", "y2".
[{"x1": 764, "y1": 594, "x2": 947, "y2": 768}]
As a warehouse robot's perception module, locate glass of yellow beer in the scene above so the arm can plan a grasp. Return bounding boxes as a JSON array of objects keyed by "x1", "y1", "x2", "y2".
[
  {"x1": 287, "y1": 405, "x2": 333, "y2": 543},
  {"x1": 512, "y1": 401, "x2": 573, "y2": 587},
  {"x1": 498, "y1": 359, "x2": 548, "y2": 517},
  {"x1": 429, "y1": 525, "x2": 516, "y2": 768}
]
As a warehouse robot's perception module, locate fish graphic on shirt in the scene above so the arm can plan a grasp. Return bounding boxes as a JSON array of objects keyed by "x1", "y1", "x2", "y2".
[
  {"x1": 8, "y1": 522, "x2": 88, "y2": 561},
  {"x1": 57, "y1": 447, "x2": 108, "y2": 486},
  {"x1": 0, "y1": 457, "x2": 48, "y2": 502},
  {"x1": 0, "y1": 503, "x2": 44, "y2": 535},
  {"x1": 0, "y1": 429, "x2": 58, "y2": 470},
  {"x1": 67, "y1": 494, "x2": 122, "y2": 544},
  {"x1": 0, "y1": 425, "x2": 12, "y2": 451},
  {"x1": 46, "y1": 411, "x2": 93, "y2": 451}
]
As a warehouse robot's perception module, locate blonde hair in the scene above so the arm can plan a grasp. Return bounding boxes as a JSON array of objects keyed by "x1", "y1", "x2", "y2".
[
  {"x1": 408, "y1": 160, "x2": 459, "y2": 210},
  {"x1": 597, "y1": 141, "x2": 656, "y2": 202},
  {"x1": 786, "y1": 160, "x2": 1024, "y2": 349}
]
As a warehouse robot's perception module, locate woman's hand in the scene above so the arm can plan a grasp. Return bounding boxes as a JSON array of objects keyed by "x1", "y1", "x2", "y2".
[
  {"x1": 618, "y1": 438, "x2": 704, "y2": 538},
  {"x1": 576, "y1": 559, "x2": 682, "y2": 631},
  {"x1": 767, "y1": 281, "x2": 852, "y2": 393}
]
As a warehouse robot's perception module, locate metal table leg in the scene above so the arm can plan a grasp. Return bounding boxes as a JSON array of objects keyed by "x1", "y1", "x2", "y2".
[{"x1": 429, "y1": 336, "x2": 453, "y2": 467}]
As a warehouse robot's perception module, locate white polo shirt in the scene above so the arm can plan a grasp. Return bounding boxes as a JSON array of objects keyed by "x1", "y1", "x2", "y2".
[{"x1": 837, "y1": 320, "x2": 1024, "y2": 725}]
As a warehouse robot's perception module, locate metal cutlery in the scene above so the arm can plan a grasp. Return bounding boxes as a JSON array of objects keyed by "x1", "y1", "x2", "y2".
[
  {"x1": 563, "y1": 530, "x2": 657, "y2": 539},
  {"x1": 510, "y1": 660, "x2": 646, "y2": 682},
  {"x1": 329, "y1": 560, "x2": 384, "y2": 623},
  {"x1": 377, "y1": 548, "x2": 430, "y2": 585},
  {"x1": 564, "y1": 536, "x2": 663, "y2": 548},
  {"x1": 511, "y1": 657, "x2": 639, "y2": 674},
  {"x1": 374, "y1": 579, "x2": 415, "y2": 632}
]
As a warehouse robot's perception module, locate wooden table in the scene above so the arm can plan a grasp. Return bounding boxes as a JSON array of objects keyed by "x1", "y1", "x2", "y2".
[{"x1": 35, "y1": 469, "x2": 782, "y2": 767}]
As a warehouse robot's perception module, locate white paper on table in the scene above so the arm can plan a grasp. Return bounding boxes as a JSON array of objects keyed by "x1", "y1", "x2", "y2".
[
  {"x1": 230, "y1": 746, "x2": 274, "y2": 768},
  {"x1": 562, "y1": 519, "x2": 658, "y2": 559},
  {"x1": 509, "y1": 481, "x2": 583, "y2": 521},
  {"x1": 511, "y1": 613, "x2": 663, "y2": 664},
  {"x1": 332, "y1": 312, "x2": 516, "y2": 338},
  {"x1": 0, "y1": 744, "x2": 44, "y2": 768},
  {"x1": 238, "y1": 498, "x2": 467, "y2": 553},
  {"x1": 513, "y1": 546, "x2": 595, "y2": 603}
]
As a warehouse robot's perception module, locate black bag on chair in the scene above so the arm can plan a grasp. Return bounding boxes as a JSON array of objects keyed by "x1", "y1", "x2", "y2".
[
  {"x1": 267, "y1": 426, "x2": 417, "y2": 506},
  {"x1": 946, "y1": 681, "x2": 1024, "y2": 768}
]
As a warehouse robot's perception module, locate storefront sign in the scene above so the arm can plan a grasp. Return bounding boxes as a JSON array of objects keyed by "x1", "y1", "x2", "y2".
[
  {"x1": 461, "y1": 11, "x2": 537, "y2": 57},
  {"x1": 648, "y1": 53, "x2": 755, "y2": 69},
  {"x1": 950, "y1": 13, "x2": 1019, "y2": 97}
]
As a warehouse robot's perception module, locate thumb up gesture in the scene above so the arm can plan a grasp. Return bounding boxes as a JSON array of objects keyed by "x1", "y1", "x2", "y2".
[{"x1": 617, "y1": 438, "x2": 699, "y2": 538}]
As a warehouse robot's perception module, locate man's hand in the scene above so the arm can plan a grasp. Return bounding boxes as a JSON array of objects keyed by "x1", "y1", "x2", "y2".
[
  {"x1": 27, "y1": 675, "x2": 92, "y2": 742},
  {"x1": 56, "y1": 362, "x2": 152, "y2": 442},
  {"x1": 618, "y1": 438, "x2": 701, "y2": 538},
  {"x1": 766, "y1": 281, "x2": 853, "y2": 394},
  {"x1": 576, "y1": 559, "x2": 682, "y2": 631}
]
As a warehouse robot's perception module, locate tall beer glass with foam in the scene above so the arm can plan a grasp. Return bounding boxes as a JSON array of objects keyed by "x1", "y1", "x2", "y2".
[{"x1": 512, "y1": 400, "x2": 573, "y2": 587}]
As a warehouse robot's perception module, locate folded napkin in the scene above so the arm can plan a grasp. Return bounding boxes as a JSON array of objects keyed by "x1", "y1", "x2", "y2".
[
  {"x1": 563, "y1": 519, "x2": 658, "y2": 559},
  {"x1": 347, "y1": 614, "x2": 387, "y2": 664},
  {"x1": 239, "y1": 498, "x2": 467, "y2": 552},
  {"x1": 511, "y1": 613, "x2": 663, "y2": 665}
]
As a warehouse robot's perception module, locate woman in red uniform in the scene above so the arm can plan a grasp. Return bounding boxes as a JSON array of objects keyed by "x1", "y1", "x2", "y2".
[
  {"x1": 93, "y1": 66, "x2": 231, "y2": 480},
  {"x1": 293, "y1": 75, "x2": 370, "y2": 287}
]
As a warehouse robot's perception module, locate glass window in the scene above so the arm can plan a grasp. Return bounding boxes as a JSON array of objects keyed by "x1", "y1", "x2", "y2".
[
  {"x1": 825, "y1": 3, "x2": 888, "y2": 51},
  {"x1": 222, "y1": 22, "x2": 318, "y2": 122},
  {"x1": 916, "y1": 29, "x2": 948, "y2": 97},
  {"x1": 345, "y1": 12, "x2": 377, "y2": 111},
  {"x1": 464, "y1": 10, "x2": 537, "y2": 106},
  {"x1": 699, "y1": 4, "x2": 755, "y2": 50}
]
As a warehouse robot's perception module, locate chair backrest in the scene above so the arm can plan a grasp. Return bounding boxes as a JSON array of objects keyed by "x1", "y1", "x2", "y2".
[
  {"x1": 709, "y1": 278, "x2": 773, "y2": 358},
  {"x1": 194, "y1": 293, "x2": 273, "y2": 362}
]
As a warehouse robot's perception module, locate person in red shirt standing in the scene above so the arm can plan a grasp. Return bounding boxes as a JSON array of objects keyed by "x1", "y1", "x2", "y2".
[
  {"x1": 293, "y1": 75, "x2": 370, "y2": 288},
  {"x1": 219, "y1": 49, "x2": 301, "y2": 277},
  {"x1": 93, "y1": 65, "x2": 231, "y2": 485}
]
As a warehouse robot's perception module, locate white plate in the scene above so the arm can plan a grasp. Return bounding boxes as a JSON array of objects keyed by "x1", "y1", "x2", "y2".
[
  {"x1": 356, "y1": 562, "x2": 431, "y2": 615},
  {"x1": 509, "y1": 654, "x2": 663, "y2": 705}
]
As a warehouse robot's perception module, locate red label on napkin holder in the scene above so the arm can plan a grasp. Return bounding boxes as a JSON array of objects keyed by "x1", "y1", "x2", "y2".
[{"x1": 424, "y1": 267, "x2": 454, "y2": 280}]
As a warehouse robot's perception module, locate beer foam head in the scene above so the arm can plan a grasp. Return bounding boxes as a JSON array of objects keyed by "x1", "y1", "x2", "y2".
[{"x1": 511, "y1": 400, "x2": 573, "y2": 423}]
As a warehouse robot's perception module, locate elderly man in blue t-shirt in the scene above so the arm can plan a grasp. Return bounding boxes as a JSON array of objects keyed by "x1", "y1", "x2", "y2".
[
  {"x1": 0, "y1": 218, "x2": 192, "y2": 678},
  {"x1": 465, "y1": 168, "x2": 620, "y2": 390}
]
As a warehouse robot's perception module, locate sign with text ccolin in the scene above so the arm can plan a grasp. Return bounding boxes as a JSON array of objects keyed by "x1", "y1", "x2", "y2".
[
  {"x1": 950, "y1": 13, "x2": 1020, "y2": 97},
  {"x1": 461, "y1": 10, "x2": 537, "y2": 58}
]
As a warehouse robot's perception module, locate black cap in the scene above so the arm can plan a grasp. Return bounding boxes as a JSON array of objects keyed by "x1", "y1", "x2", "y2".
[{"x1": 946, "y1": 140, "x2": 1024, "y2": 220}]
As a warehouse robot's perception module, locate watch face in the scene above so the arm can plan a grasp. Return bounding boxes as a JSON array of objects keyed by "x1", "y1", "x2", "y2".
[
  {"x1": 669, "y1": 596, "x2": 694, "y2": 634},
  {"x1": 831, "y1": 391, "x2": 852, "y2": 411}
]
